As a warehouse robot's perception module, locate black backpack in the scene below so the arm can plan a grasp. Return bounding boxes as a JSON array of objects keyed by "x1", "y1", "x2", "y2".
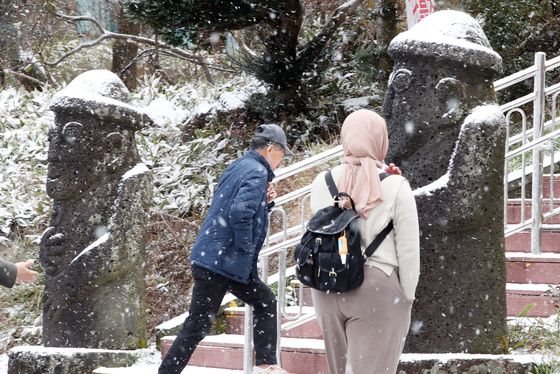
[{"x1": 294, "y1": 170, "x2": 393, "y2": 292}]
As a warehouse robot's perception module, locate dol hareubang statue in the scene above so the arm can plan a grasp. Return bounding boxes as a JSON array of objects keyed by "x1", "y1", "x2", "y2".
[
  {"x1": 40, "y1": 70, "x2": 153, "y2": 349},
  {"x1": 383, "y1": 10, "x2": 507, "y2": 353}
]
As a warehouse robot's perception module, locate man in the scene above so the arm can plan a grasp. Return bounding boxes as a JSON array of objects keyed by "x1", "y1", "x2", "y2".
[
  {"x1": 0, "y1": 259, "x2": 38, "y2": 288},
  {"x1": 159, "y1": 124, "x2": 293, "y2": 374}
]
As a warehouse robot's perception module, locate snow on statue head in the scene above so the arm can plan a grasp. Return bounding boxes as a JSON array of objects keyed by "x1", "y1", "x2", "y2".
[
  {"x1": 40, "y1": 70, "x2": 153, "y2": 350},
  {"x1": 389, "y1": 10, "x2": 501, "y2": 73},
  {"x1": 383, "y1": 11, "x2": 508, "y2": 354},
  {"x1": 46, "y1": 70, "x2": 146, "y2": 200},
  {"x1": 384, "y1": 10, "x2": 502, "y2": 186}
]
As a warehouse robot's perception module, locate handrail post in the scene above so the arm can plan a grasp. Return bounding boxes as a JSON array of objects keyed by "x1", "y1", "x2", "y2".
[
  {"x1": 243, "y1": 304, "x2": 253, "y2": 374},
  {"x1": 531, "y1": 52, "x2": 546, "y2": 254}
]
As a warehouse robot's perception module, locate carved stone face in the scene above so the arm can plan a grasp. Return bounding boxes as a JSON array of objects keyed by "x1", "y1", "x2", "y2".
[
  {"x1": 46, "y1": 118, "x2": 123, "y2": 200},
  {"x1": 383, "y1": 59, "x2": 467, "y2": 171}
]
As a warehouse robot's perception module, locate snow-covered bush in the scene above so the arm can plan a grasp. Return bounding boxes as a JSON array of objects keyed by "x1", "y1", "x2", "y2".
[{"x1": 0, "y1": 88, "x2": 54, "y2": 240}]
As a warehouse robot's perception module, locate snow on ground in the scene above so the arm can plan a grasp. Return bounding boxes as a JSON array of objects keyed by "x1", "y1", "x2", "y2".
[
  {"x1": 92, "y1": 347, "x2": 243, "y2": 373},
  {"x1": 0, "y1": 353, "x2": 7, "y2": 374}
]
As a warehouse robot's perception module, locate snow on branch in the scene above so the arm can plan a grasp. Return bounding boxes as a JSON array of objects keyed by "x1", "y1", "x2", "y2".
[{"x1": 46, "y1": 12, "x2": 231, "y2": 83}]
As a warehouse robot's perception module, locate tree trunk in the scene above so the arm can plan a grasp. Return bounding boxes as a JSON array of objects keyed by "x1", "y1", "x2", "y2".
[
  {"x1": 0, "y1": 1, "x2": 20, "y2": 89},
  {"x1": 110, "y1": 1, "x2": 140, "y2": 90},
  {"x1": 375, "y1": 0, "x2": 399, "y2": 81},
  {"x1": 262, "y1": 0, "x2": 303, "y2": 89}
]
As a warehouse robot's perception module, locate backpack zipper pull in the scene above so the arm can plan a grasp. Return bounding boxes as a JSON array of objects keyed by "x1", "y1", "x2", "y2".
[{"x1": 338, "y1": 231, "x2": 348, "y2": 265}]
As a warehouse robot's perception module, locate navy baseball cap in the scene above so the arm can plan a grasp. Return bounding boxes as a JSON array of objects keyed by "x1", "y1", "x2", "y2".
[{"x1": 253, "y1": 124, "x2": 293, "y2": 157}]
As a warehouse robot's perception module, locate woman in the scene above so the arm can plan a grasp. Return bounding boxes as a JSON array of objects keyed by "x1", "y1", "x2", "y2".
[{"x1": 309, "y1": 109, "x2": 419, "y2": 373}]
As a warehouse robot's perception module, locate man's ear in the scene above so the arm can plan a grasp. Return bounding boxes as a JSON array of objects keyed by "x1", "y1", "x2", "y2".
[{"x1": 435, "y1": 77, "x2": 465, "y2": 123}]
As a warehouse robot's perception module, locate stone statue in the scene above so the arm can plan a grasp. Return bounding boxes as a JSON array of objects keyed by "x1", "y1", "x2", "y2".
[
  {"x1": 383, "y1": 10, "x2": 507, "y2": 353},
  {"x1": 39, "y1": 70, "x2": 153, "y2": 350}
]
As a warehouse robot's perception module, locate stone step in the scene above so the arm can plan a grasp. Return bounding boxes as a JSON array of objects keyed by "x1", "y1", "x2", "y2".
[
  {"x1": 158, "y1": 334, "x2": 547, "y2": 374},
  {"x1": 506, "y1": 252, "x2": 560, "y2": 284},
  {"x1": 543, "y1": 175, "x2": 560, "y2": 199},
  {"x1": 506, "y1": 283, "x2": 559, "y2": 318},
  {"x1": 510, "y1": 175, "x2": 560, "y2": 199},
  {"x1": 506, "y1": 200, "x2": 560, "y2": 224},
  {"x1": 505, "y1": 230, "x2": 560, "y2": 252},
  {"x1": 160, "y1": 334, "x2": 327, "y2": 373},
  {"x1": 94, "y1": 365, "x2": 243, "y2": 373},
  {"x1": 224, "y1": 306, "x2": 322, "y2": 339}
]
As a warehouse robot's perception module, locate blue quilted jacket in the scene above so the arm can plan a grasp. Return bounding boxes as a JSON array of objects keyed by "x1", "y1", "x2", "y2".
[{"x1": 190, "y1": 150, "x2": 274, "y2": 283}]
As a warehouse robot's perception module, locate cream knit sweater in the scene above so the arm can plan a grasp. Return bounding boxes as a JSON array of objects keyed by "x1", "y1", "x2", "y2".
[{"x1": 309, "y1": 164, "x2": 420, "y2": 301}]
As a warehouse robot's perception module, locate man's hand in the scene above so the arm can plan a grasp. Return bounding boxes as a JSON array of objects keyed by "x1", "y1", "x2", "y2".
[
  {"x1": 15, "y1": 259, "x2": 38, "y2": 284},
  {"x1": 267, "y1": 183, "x2": 277, "y2": 204},
  {"x1": 384, "y1": 163, "x2": 402, "y2": 175}
]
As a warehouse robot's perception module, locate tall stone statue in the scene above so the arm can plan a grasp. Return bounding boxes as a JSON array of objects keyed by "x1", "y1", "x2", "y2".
[
  {"x1": 383, "y1": 10, "x2": 507, "y2": 353},
  {"x1": 39, "y1": 70, "x2": 153, "y2": 350}
]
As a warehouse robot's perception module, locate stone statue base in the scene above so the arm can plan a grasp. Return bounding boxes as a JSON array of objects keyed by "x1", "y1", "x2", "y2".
[{"x1": 8, "y1": 346, "x2": 145, "y2": 374}]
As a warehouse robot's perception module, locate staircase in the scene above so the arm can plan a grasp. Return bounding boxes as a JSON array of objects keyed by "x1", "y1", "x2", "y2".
[
  {"x1": 505, "y1": 175, "x2": 560, "y2": 317},
  {"x1": 152, "y1": 178, "x2": 560, "y2": 373}
]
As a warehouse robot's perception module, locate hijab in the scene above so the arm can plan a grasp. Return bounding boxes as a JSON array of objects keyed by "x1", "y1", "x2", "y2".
[{"x1": 338, "y1": 109, "x2": 388, "y2": 218}]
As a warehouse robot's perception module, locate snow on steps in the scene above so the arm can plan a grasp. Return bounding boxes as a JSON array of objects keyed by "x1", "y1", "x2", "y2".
[
  {"x1": 225, "y1": 306, "x2": 322, "y2": 339},
  {"x1": 158, "y1": 334, "x2": 554, "y2": 373},
  {"x1": 93, "y1": 365, "x2": 242, "y2": 373},
  {"x1": 506, "y1": 283, "x2": 559, "y2": 317},
  {"x1": 93, "y1": 353, "x2": 551, "y2": 374},
  {"x1": 506, "y1": 252, "x2": 560, "y2": 284},
  {"x1": 160, "y1": 334, "x2": 327, "y2": 373},
  {"x1": 505, "y1": 249, "x2": 560, "y2": 318}
]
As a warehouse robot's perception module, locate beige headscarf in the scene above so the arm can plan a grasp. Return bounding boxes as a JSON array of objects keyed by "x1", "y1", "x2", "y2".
[{"x1": 338, "y1": 109, "x2": 388, "y2": 218}]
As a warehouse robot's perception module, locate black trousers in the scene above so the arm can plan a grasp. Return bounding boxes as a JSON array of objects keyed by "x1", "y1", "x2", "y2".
[{"x1": 158, "y1": 265, "x2": 278, "y2": 374}]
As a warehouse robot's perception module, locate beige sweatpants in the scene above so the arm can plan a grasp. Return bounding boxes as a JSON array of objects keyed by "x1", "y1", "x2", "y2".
[{"x1": 311, "y1": 266, "x2": 412, "y2": 374}]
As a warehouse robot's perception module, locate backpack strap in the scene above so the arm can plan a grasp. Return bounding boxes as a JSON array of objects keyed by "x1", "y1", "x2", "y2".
[
  {"x1": 325, "y1": 167, "x2": 395, "y2": 257},
  {"x1": 364, "y1": 220, "x2": 394, "y2": 257},
  {"x1": 324, "y1": 170, "x2": 338, "y2": 198},
  {"x1": 325, "y1": 171, "x2": 357, "y2": 210},
  {"x1": 364, "y1": 172, "x2": 395, "y2": 257}
]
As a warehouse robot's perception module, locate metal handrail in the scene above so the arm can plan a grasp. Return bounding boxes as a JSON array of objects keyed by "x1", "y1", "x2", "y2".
[
  {"x1": 507, "y1": 115, "x2": 560, "y2": 148},
  {"x1": 493, "y1": 53, "x2": 560, "y2": 90},
  {"x1": 506, "y1": 127, "x2": 560, "y2": 159},
  {"x1": 274, "y1": 145, "x2": 343, "y2": 182}
]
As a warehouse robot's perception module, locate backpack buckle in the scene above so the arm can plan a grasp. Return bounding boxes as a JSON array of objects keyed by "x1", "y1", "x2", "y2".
[{"x1": 333, "y1": 195, "x2": 341, "y2": 207}]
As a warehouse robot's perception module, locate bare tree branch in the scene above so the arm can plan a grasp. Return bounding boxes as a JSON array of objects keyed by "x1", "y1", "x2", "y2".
[
  {"x1": 44, "y1": 11, "x2": 232, "y2": 83},
  {"x1": 3, "y1": 69, "x2": 47, "y2": 89},
  {"x1": 54, "y1": 13, "x2": 105, "y2": 34},
  {"x1": 119, "y1": 48, "x2": 157, "y2": 77},
  {"x1": 43, "y1": 33, "x2": 113, "y2": 66}
]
